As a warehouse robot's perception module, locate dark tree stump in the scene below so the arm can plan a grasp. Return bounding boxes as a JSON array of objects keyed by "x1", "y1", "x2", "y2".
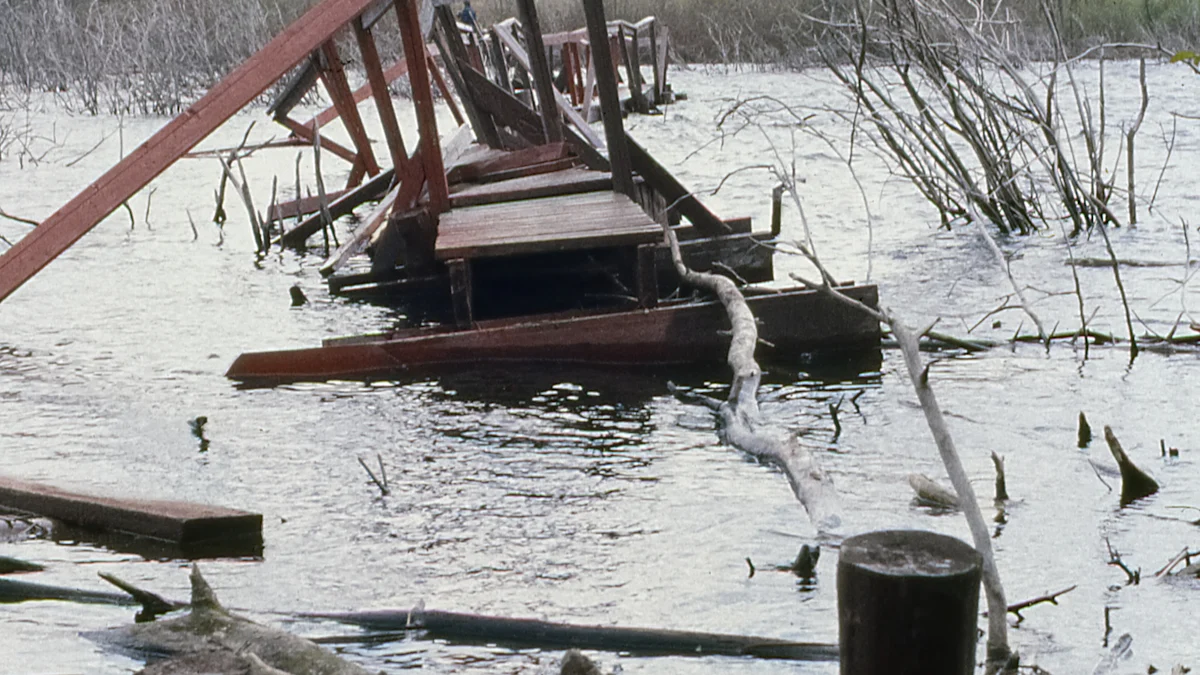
[{"x1": 838, "y1": 530, "x2": 982, "y2": 675}]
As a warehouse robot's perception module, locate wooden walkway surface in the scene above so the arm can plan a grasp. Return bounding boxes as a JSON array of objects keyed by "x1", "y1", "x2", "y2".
[
  {"x1": 449, "y1": 167, "x2": 613, "y2": 208},
  {"x1": 436, "y1": 190, "x2": 661, "y2": 260}
]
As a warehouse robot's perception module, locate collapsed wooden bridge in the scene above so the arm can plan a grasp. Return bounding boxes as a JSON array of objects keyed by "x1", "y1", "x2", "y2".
[{"x1": 0, "y1": 0, "x2": 881, "y2": 383}]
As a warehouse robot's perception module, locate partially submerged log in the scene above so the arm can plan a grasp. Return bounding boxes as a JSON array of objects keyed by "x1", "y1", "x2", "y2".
[
  {"x1": 89, "y1": 566, "x2": 371, "y2": 675},
  {"x1": 1103, "y1": 426, "x2": 1159, "y2": 506},
  {"x1": 307, "y1": 607, "x2": 839, "y2": 660},
  {"x1": 908, "y1": 473, "x2": 959, "y2": 509},
  {"x1": 0, "y1": 555, "x2": 44, "y2": 574}
]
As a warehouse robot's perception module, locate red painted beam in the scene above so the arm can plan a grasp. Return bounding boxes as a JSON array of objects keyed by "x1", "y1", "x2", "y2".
[
  {"x1": 395, "y1": 0, "x2": 449, "y2": 215},
  {"x1": 0, "y1": 0, "x2": 379, "y2": 304}
]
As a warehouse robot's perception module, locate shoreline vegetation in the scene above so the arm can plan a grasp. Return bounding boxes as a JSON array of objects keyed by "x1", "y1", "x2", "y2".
[{"x1": 0, "y1": 0, "x2": 1197, "y2": 118}]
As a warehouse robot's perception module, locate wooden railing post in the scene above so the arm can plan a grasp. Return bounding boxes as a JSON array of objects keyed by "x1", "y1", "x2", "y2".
[
  {"x1": 838, "y1": 530, "x2": 982, "y2": 675},
  {"x1": 582, "y1": 0, "x2": 633, "y2": 197}
]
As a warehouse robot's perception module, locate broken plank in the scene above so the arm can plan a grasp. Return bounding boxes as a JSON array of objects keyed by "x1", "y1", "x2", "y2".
[
  {"x1": 470, "y1": 157, "x2": 578, "y2": 184},
  {"x1": 446, "y1": 142, "x2": 568, "y2": 183},
  {"x1": 319, "y1": 182, "x2": 403, "y2": 277},
  {"x1": 449, "y1": 167, "x2": 612, "y2": 208},
  {"x1": 268, "y1": 189, "x2": 352, "y2": 222},
  {"x1": 493, "y1": 20, "x2": 603, "y2": 149},
  {"x1": 280, "y1": 167, "x2": 395, "y2": 247},
  {"x1": 0, "y1": 475, "x2": 262, "y2": 553},
  {"x1": 0, "y1": 0, "x2": 380, "y2": 304}
]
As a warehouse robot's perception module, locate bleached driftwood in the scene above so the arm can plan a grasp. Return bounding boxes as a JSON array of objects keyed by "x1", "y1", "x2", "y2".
[{"x1": 662, "y1": 225, "x2": 842, "y2": 535}]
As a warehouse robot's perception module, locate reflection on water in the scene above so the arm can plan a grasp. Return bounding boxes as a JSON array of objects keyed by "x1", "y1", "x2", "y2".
[{"x1": 1, "y1": 63, "x2": 1199, "y2": 674}]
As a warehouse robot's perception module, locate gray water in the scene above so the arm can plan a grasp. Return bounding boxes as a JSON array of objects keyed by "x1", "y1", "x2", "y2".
[{"x1": 2, "y1": 63, "x2": 1199, "y2": 674}]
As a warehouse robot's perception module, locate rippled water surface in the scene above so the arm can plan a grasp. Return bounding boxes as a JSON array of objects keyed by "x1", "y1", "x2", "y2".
[{"x1": 2, "y1": 63, "x2": 1200, "y2": 674}]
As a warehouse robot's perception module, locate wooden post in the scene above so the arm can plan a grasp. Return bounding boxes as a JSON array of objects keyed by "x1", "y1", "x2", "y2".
[
  {"x1": 582, "y1": 0, "x2": 634, "y2": 197},
  {"x1": 447, "y1": 258, "x2": 474, "y2": 327},
  {"x1": 770, "y1": 184, "x2": 784, "y2": 237},
  {"x1": 648, "y1": 21, "x2": 661, "y2": 105},
  {"x1": 394, "y1": 0, "x2": 449, "y2": 214},
  {"x1": 489, "y1": 28, "x2": 513, "y2": 92},
  {"x1": 838, "y1": 530, "x2": 982, "y2": 675},
  {"x1": 635, "y1": 244, "x2": 657, "y2": 308},
  {"x1": 623, "y1": 26, "x2": 649, "y2": 113},
  {"x1": 515, "y1": 0, "x2": 563, "y2": 144}
]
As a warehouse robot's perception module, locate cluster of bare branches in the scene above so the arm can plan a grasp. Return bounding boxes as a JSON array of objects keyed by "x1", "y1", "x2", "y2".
[
  {"x1": 818, "y1": 0, "x2": 1135, "y2": 237},
  {"x1": 0, "y1": 0, "x2": 287, "y2": 115}
]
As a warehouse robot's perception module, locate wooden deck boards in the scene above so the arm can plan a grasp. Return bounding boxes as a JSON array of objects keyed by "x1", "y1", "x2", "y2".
[
  {"x1": 436, "y1": 190, "x2": 661, "y2": 260},
  {"x1": 448, "y1": 167, "x2": 614, "y2": 208}
]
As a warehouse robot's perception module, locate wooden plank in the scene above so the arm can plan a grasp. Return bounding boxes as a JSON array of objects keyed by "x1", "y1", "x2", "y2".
[
  {"x1": 493, "y1": 21, "x2": 603, "y2": 149},
  {"x1": 319, "y1": 182, "x2": 402, "y2": 276},
  {"x1": 268, "y1": 188, "x2": 352, "y2": 222},
  {"x1": 457, "y1": 62, "x2": 608, "y2": 171},
  {"x1": 655, "y1": 232, "x2": 774, "y2": 285},
  {"x1": 225, "y1": 285, "x2": 882, "y2": 382},
  {"x1": 267, "y1": 56, "x2": 321, "y2": 119},
  {"x1": 280, "y1": 167, "x2": 395, "y2": 247},
  {"x1": 582, "y1": 0, "x2": 634, "y2": 196},
  {"x1": 395, "y1": 0, "x2": 449, "y2": 214},
  {"x1": 435, "y1": 190, "x2": 661, "y2": 260},
  {"x1": 488, "y1": 28, "x2": 513, "y2": 93},
  {"x1": 449, "y1": 167, "x2": 613, "y2": 207},
  {"x1": 276, "y1": 115, "x2": 362, "y2": 165},
  {"x1": 431, "y1": 7, "x2": 491, "y2": 140},
  {"x1": 446, "y1": 142, "x2": 567, "y2": 183},
  {"x1": 625, "y1": 131, "x2": 728, "y2": 236},
  {"x1": 319, "y1": 40, "x2": 382, "y2": 181},
  {"x1": 468, "y1": 157, "x2": 578, "y2": 184},
  {"x1": 354, "y1": 17, "x2": 409, "y2": 172},
  {"x1": 311, "y1": 56, "x2": 410, "y2": 130},
  {"x1": 425, "y1": 42, "x2": 466, "y2": 127},
  {"x1": 0, "y1": 0, "x2": 380, "y2": 304},
  {"x1": 0, "y1": 475, "x2": 262, "y2": 551},
  {"x1": 515, "y1": 0, "x2": 563, "y2": 143}
]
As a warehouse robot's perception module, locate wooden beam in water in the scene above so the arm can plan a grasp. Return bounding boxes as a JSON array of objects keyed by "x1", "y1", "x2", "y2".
[
  {"x1": 0, "y1": 475, "x2": 262, "y2": 554},
  {"x1": 0, "y1": 0, "x2": 380, "y2": 304},
  {"x1": 280, "y1": 168, "x2": 395, "y2": 247}
]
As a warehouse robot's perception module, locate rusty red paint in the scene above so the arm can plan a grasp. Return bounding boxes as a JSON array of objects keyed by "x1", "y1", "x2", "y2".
[{"x1": 0, "y1": 0, "x2": 379, "y2": 304}]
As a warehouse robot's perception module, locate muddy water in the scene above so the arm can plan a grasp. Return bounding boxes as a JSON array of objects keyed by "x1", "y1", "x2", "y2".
[{"x1": 2, "y1": 63, "x2": 1199, "y2": 674}]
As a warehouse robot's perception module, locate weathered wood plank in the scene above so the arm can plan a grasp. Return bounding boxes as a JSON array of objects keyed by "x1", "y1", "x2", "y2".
[
  {"x1": 0, "y1": 475, "x2": 262, "y2": 551},
  {"x1": 268, "y1": 189, "x2": 352, "y2": 222},
  {"x1": 280, "y1": 168, "x2": 395, "y2": 247},
  {"x1": 446, "y1": 142, "x2": 567, "y2": 183},
  {"x1": 435, "y1": 191, "x2": 661, "y2": 260},
  {"x1": 319, "y1": 182, "x2": 402, "y2": 276},
  {"x1": 226, "y1": 285, "x2": 882, "y2": 383},
  {"x1": 582, "y1": 0, "x2": 633, "y2": 195},
  {"x1": 0, "y1": 0, "x2": 380, "y2": 303},
  {"x1": 625, "y1": 131, "x2": 728, "y2": 236},
  {"x1": 449, "y1": 167, "x2": 612, "y2": 208}
]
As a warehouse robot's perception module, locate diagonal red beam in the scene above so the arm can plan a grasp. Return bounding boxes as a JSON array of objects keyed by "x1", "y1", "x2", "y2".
[
  {"x1": 0, "y1": 0, "x2": 379, "y2": 304},
  {"x1": 311, "y1": 57, "x2": 410, "y2": 130},
  {"x1": 394, "y1": 0, "x2": 448, "y2": 214},
  {"x1": 319, "y1": 40, "x2": 382, "y2": 186}
]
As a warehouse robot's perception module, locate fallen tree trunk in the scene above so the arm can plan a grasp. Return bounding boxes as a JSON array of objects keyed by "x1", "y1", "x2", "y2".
[
  {"x1": 88, "y1": 566, "x2": 372, "y2": 675},
  {"x1": 307, "y1": 607, "x2": 839, "y2": 660},
  {"x1": 661, "y1": 225, "x2": 842, "y2": 535}
]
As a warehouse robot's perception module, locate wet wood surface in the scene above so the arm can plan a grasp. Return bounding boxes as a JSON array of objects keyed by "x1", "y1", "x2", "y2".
[
  {"x1": 0, "y1": 475, "x2": 262, "y2": 551},
  {"x1": 435, "y1": 190, "x2": 661, "y2": 260},
  {"x1": 449, "y1": 167, "x2": 613, "y2": 208}
]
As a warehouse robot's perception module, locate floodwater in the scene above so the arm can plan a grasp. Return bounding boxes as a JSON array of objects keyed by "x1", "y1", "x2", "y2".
[{"x1": 2, "y1": 62, "x2": 1199, "y2": 674}]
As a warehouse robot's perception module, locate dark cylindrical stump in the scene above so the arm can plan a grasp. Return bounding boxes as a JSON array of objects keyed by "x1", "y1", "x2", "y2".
[{"x1": 838, "y1": 530, "x2": 982, "y2": 675}]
